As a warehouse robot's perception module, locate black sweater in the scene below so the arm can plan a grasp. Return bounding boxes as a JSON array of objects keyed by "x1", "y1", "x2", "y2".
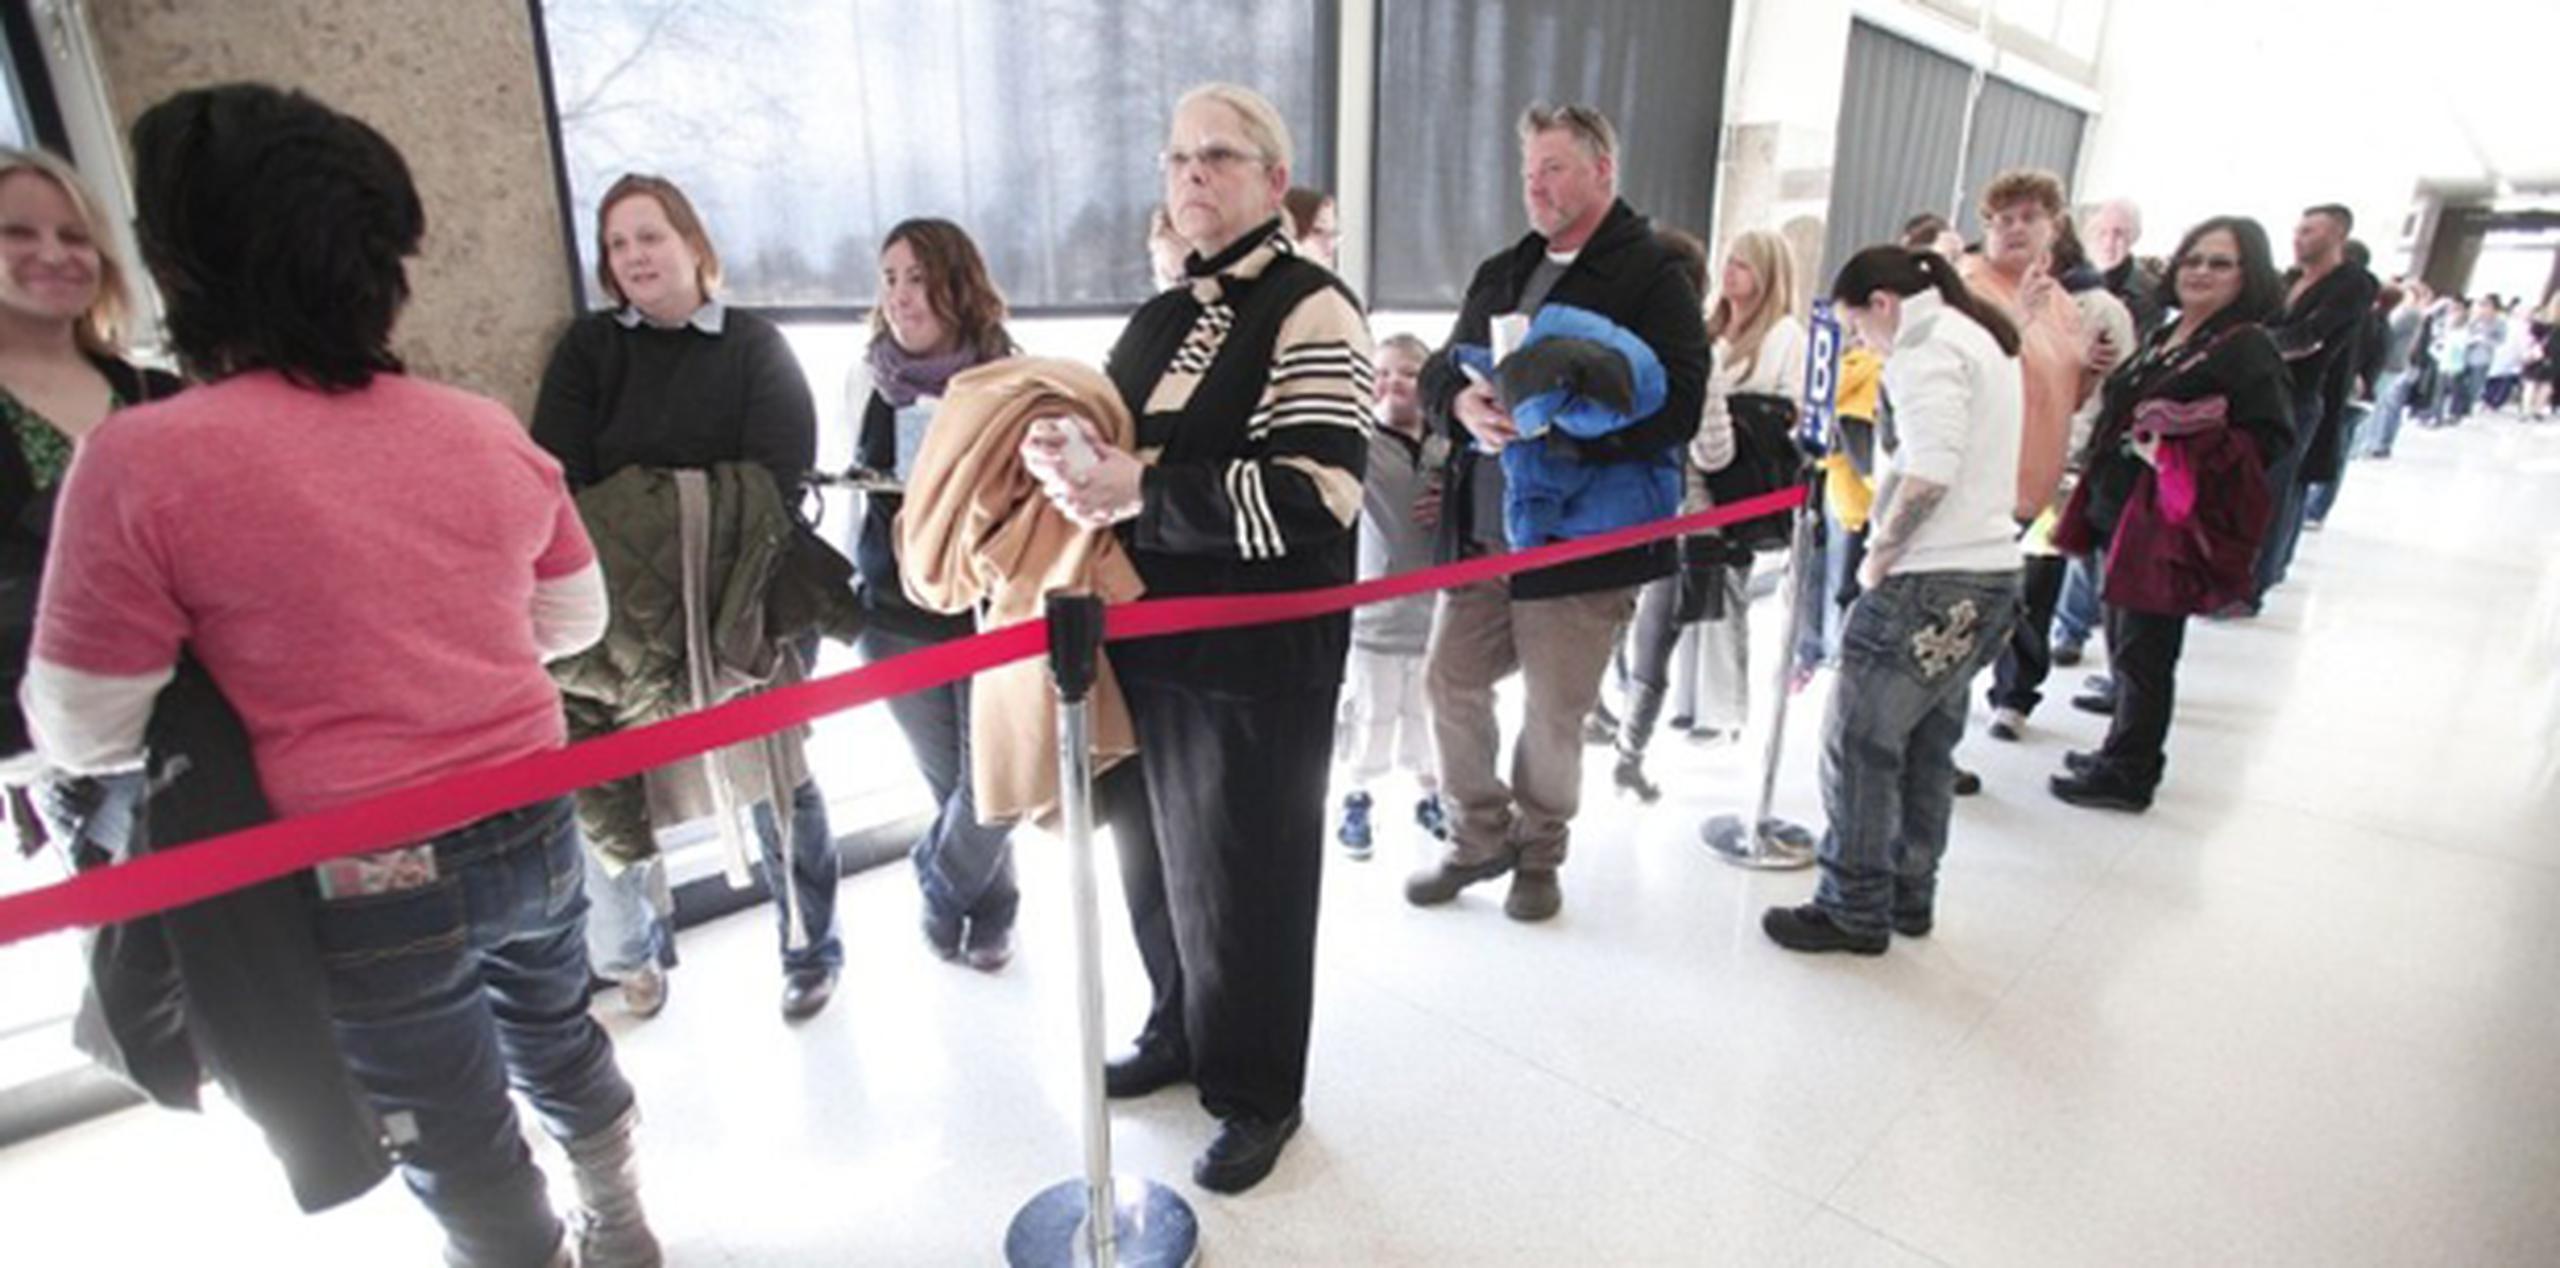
[
  {"x1": 530, "y1": 308, "x2": 816, "y2": 492},
  {"x1": 1418, "y1": 199, "x2": 1708, "y2": 600}
]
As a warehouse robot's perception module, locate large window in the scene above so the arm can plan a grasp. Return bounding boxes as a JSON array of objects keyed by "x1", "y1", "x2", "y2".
[
  {"x1": 1369, "y1": 0, "x2": 1730, "y2": 310},
  {"x1": 533, "y1": 0, "x2": 1339, "y2": 314}
]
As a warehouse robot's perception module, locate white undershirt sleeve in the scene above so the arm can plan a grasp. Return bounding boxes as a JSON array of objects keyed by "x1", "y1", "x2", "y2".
[
  {"x1": 21, "y1": 657, "x2": 172, "y2": 776},
  {"x1": 532, "y1": 559, "x2": 610, "y2": 660}
]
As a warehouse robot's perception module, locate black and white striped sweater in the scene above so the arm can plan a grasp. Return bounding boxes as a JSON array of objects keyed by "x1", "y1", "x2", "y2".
[{"x1": 1104, "y1": 219, "x2": 1375, "y2": 695}]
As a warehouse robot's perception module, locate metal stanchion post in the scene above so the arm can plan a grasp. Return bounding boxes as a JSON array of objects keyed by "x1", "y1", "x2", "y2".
[
  {"x1": 1702, "y1": 300, "x2": 1843, "y2": 871},
  {"x1": 1006, "y1": 592, "x2": 1198, "y2": 1268}
]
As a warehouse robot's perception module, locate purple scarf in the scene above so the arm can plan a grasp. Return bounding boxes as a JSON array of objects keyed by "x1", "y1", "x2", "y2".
[{"x1": 868, "y1": 336, "x2": 981, "y2": 408}]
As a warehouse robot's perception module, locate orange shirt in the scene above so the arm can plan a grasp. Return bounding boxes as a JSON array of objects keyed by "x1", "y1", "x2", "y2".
[{"x1": 1961, "y1": 256, "x2": 2085, "y2": 518}]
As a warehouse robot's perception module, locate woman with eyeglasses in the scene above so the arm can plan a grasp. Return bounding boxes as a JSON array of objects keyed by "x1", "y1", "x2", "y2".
[
  {"x1": 2049, "y1": 218, "x2": 2294, "y2": 813},
  {"x1": 1023, "y1": 81, "x2": 1371, "y2": 1195}
]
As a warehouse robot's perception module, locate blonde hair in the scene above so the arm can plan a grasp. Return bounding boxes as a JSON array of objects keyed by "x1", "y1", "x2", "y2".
[
  {"x1": 1173, "y1": 82, "x2": 1294, "y2": 173},
  {"x1": 1709, "y1": 229, "x2": 1800, "y2": 382},
  {"x1": 0, "y1": 147, "x2": 133, "y2": 356},
  {"x1": 594, "y1": 173, "x2": 723, "y2": 306}
]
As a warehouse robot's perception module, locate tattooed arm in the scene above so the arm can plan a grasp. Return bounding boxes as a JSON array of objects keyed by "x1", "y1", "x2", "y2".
[{"x1": 1858, "y1": 470, "x2": 1950, "y2": 589}]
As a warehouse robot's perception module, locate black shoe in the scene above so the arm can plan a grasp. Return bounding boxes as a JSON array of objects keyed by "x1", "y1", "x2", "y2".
[
  {"x1": 1193, "y1": 1108, "x2": 1303, "y2": 1194},
  {"x1": 961, "y1": 919, "x2": 1014, "y2": 973},
  {"x1": 1104, "y1": 1043, "x2": 1191, "y2": 1099},
  {"x1": 1891, "y1": 908, "x2": 1933, "y2": 938},
  {"x1": 1987, "y1": 708, "x2": 2025, "y2": 741},
  {"x1": 1761, "y1": 904, "x2": 1888, "y2": 955},
  {"x1": 2063, "y1": 750, "x2": 2100, "y2": 776},
  {"x1": 2048, "y1": 769, "x2": 2152, "y2": 813},
  {"x1": 922, "y1": 905, "x2": 964, "y2": 962},
  {"x1": 1612, "y1": 753, "x2": 1661, "y2": 803},
  {"x1": 780, "y1": 967, "x2": 838, "y2": 1022},
  {"x1": 1951, "y1": 768, "x2": 1983, "y2": 796},
  {"x1": 2070, "y1": 691, "x2": 2118, "y2": 717},
  {"x1": 2051, "y1": 640, "x2": 2084, "y2": 667}
]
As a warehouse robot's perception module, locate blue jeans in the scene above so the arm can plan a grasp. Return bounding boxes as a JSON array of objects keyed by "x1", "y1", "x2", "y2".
[
  {"x1": 585, "y1": 778, "x2": 843, "y2": 978},
  {"x1": 2053, "y1": 551, "x2": 2103, "y2": 649},
  {"x1": 861, "y1": 626, "x2": 1018, "y2": 932},
  {"x1": 317, "y1": 797, "x2": 636, "y2": 1266},
  {"x1": 2363, "y1": 370, "x2": 2409, "y2": 456},
  {"x1": 1813, "y1": 570, "x2": 2021, "y2": 935}
]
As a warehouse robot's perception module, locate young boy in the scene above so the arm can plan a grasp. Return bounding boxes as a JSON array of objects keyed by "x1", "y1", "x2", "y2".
[{"x1": 1338, "y1": 334, "x2": 1447, "y2": 857}]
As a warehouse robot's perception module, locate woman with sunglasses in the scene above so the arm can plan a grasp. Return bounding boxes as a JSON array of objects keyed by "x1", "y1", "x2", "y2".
[{"x1": 2049, "y1": 217, "x2": 2294, "y2": 812}]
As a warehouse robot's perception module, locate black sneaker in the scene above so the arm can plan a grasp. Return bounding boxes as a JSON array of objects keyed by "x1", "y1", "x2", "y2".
[
  {"x1": 1193, "y1": 1107, "x2": 1303, "y2": 1194},
  {"x1": 2070, "y1": 691, "x2": 2117, "y2": 717},
  {"x1": 1952, "y1": 768, "x2": 1983, "y2": 796},
  {"x1": 2051, "y1": 640, "x2": 2084, "y2": 667},
  {"x1": 1762, "y1": 904, "x2": 1888, "y2": 955},
  {"x1": 1988, "y1": 708, "x2": 2026, "y2": 741},
  {"x1": 780, "y1": 966, "x2": 838, "y2": 1022},
  {"x1": 2048, "y1": 769, "x2": 2152, "y2": 813}
]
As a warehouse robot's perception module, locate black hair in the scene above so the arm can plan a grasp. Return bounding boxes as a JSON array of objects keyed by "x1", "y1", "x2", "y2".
[
  {"x1": 2166, "y1": 216, "x2": 2284, "y2": 326},
  {"x1": 2342, "y1": 238, "x2": 2371, "y2": 269},
  {"x1": 1899, "y1": 211, "x2": 1951, "y2": 248},
  {"x1": 130, "y1": 83, "x2": 424, "y2": 392},
  {"x1": 2304, "y1": 203, "x2": 2354, "y2": 232},
  {"x1": 1827, "y1": 245, "x2": 2022, "y2": 357}
]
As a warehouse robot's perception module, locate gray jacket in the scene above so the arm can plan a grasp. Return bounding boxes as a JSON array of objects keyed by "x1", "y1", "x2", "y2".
[{"x1": 1353, "y1": 425, "x2": 1448, "y2": 655}]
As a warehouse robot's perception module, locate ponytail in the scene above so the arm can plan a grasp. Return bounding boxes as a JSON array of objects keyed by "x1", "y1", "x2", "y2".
[{"x1": 1829, "y1": 245, "x2": 2024, "y2": 358}]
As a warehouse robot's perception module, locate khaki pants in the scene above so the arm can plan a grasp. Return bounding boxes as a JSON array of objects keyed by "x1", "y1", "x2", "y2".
[{"x1": 1425, "y1": 580, "x2": 1637, "y2": 871}]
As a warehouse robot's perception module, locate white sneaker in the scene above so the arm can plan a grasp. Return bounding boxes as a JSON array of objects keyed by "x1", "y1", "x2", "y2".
[{"x1": 1989, "y1": 708, "x2": 2026, "y2": 741}]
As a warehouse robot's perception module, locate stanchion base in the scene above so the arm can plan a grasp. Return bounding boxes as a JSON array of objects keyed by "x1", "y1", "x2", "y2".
[
  {"x1": 1005, "y1": 1177, "x2": 1199, "y2": 1268},
  {"x1": 1700, "y1": 814, "x2": 1818, "y2": 871}
]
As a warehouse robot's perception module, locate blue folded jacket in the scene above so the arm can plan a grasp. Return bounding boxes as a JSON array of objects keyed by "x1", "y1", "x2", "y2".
[{"x1": 1453, "y1": 304, "x2": 1680, "y2": 549}]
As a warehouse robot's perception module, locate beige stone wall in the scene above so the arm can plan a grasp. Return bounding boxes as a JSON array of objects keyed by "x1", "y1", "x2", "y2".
[{"x1": 88, "y1": 0, "x2": 573, "y2": 420}]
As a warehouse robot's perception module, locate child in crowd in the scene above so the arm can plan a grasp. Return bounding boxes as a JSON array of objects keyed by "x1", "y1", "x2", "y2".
[{"x1": 1337, "y1": 334, "x2": 1448, "y2": 857}]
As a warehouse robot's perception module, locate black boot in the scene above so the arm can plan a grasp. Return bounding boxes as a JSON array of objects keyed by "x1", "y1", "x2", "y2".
[{"x1": 1613, "y1": 680, "x2": 1668, "y2": 803}]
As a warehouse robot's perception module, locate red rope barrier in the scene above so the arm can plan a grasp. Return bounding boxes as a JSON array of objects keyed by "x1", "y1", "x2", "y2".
[{"x1": 0, "y1": 486, "x2": 1804, "y2": 945}]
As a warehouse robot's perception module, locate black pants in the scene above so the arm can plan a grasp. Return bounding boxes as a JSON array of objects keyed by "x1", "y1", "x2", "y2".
[
  {"x1": 2095, "y1": 605, "x2": 2189, "y2": 790},
  {"x1": 1117, "y1": 676, "x2": 1337, "y2": 1123},
  {"x1": 1988, "y1": 554, "x2": 2069, "y2": 715}
]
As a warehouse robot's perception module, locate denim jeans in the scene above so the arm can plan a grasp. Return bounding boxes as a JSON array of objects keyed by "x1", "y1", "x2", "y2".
[
  {"x1": 2053, "y1": 551, "x2": 2104, "y2": 649},
  {"x1": 318, "y1": 796, "x2": 636, "y2": 1266},
  {"x1": 2363, "y1": 370, "x2": 2409, "y2": 457},
  {"x1": 584, "y1": 777, "x2": 842, "y2": 978},
  {"x1": 1813, "y1": 569, "x2": 2021, "y2": 935},
  {"x1": 860, "y1": 625, "x2": 1019, "y2": 933}
]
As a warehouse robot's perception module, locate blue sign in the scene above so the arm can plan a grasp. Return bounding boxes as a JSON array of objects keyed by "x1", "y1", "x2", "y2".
[{"x1": 1800, "y1": 299, "x2": 1842, "y2": 456}]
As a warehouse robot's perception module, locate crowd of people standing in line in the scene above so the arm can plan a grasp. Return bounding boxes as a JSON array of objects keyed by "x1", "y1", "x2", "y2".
[{"x1": 0, "y1": 65, "x2": 2534, "y2": 1266}]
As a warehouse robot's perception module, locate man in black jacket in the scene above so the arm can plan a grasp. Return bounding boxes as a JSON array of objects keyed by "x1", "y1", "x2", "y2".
[
  {"x1": 2249, "y1": 204, "x2": 2377, "y2": 611},
  {"x1": 1406, "y1": 103, "x2": 1707, "y2": 921}
]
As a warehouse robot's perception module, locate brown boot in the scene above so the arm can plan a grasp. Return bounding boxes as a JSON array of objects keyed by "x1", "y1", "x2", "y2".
[
  {"x1": 1404, "y1": 849, "x2": 1515, "y2": 906},
  {"x1": 1504, "y1": 869, "x2": 1561, "y2": 922}
]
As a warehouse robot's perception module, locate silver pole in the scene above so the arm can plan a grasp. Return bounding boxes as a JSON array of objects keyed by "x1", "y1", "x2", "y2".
[
  {"x1": 1008, "y1": 592, "x2": 1198, "y2": 1268},
  {"x1": 1701, "y1": 484, "x2": 1820, "y2": 870}
]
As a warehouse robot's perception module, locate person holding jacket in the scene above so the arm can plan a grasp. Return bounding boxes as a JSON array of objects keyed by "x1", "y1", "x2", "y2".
[
  {"x1": 849, "y1": 217, "x2": 1026, "y2": 971},
  {"x1": 1028, "y1": 82, "x2": 1371, "y2": 1195},
  {"x1": 532, "y1": 172, "x2": 843, "y2": 1022},
  {"x1": 0, "y1": 147, "x2": 180, "y2": 858},
  {"x1": 2050, "y1": 217, "x2": 2294, "y2": 812},
  {"x1": 25, "y1": 83, "x2": 657, "y2": 1268},
  {"x1": 1406, "y1": 102, "x2": 1707, "y2": 922},
  {"x1": 1763, "y1": 245, "x2": 2024, "y2": 955}
]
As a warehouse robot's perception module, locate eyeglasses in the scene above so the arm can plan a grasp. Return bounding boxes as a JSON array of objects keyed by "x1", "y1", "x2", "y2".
[
  {"x1": 2177, "y1": 253, "x2": 2241, "y2": 273},
  {"x1": 1157, "y1": 144, "x2": 1267, "y2": 174}
]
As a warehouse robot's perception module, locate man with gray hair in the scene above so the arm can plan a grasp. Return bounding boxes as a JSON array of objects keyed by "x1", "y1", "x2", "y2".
[
  {"x1": 2084, "y1": 198, "x2": 2163, "y2": 337},
  {"x1": 1406, "y1": 102, "x2": 1707, "y2": 921}
]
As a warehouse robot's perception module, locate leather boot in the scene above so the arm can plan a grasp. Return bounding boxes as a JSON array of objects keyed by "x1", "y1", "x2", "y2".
[{"x1": 565, "y1": 1106, "x2": 663, "y2": 1268}]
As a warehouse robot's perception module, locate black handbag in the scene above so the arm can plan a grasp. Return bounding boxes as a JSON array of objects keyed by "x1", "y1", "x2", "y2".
[{"x1": 1700, "y1": 392, "x2": 1803, "y2": 552}]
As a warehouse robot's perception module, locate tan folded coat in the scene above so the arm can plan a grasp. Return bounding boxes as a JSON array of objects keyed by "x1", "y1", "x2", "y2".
[{"x1": 895, "y1": 357, "x2": 1144, "y2": 826}]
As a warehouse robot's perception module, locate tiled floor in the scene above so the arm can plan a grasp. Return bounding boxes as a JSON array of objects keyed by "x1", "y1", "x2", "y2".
[{"x1": 6, "y1": 414, "x2": 2559, "y2": 1266}]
